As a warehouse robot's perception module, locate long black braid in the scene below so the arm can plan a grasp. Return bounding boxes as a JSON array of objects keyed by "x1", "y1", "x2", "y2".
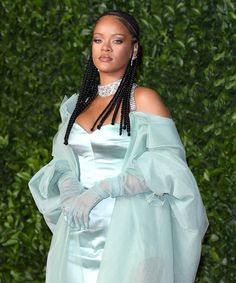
[{"x1": 64, "y1": 10, "x2": 142, "y2": 145}]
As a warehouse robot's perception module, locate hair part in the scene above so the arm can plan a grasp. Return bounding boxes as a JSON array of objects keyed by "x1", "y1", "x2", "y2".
[{"x1": 64, "y1": 10, "x2": 142, "y2": 145}]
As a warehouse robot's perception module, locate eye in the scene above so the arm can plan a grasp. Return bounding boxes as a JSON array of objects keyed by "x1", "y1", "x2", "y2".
[
  {"x1": 93, "y1": 38, "x2": 102, "y2": 44},
  {"x1": 113, "y1": 39, "x2": 124, "y2": 44}
]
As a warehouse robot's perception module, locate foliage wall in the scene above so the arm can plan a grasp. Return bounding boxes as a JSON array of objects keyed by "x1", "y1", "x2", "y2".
[{"x1": 0, "y1": 0, "x2": 235, "y2": 282}]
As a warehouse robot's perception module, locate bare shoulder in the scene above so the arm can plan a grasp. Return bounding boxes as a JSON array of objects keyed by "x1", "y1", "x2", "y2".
[{"x1": 134, "y1": 86, "x2": 171, "y2": 118}]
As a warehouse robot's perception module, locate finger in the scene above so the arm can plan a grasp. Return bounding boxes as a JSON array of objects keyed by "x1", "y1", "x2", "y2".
[
  {"x1": 75, "y1": 210, "x2": 85, "y2": 230},
  {"x1": 80, "y1": 211, "x2": 86, "y2": 230},
  {"x1": 83, "y1": 209, "x2": 89, "y2": 230},
  {"x1": 74, "y1": 212, "x2": 82, "y2": 229},
  {"x1": 72, "y1": 214, "x2": 80, "y2": 229},
  {"x1": 71, "y1": 208, "x2": 80, "y2": 229}
]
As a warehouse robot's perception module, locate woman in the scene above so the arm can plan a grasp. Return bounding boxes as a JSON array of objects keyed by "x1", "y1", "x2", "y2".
[{"x1": 29, "y1": 10, "x2": 208, "y2": 283}]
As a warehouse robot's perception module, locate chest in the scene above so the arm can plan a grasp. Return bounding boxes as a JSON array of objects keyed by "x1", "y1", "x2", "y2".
[{"x1": 75, "y1": 95, "x2": 121, "y2": 132}]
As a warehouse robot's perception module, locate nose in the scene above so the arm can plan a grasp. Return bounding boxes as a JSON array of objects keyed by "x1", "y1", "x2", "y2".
[{"x1": 101, "y1": 41, "x2": 112, "y2": 51}]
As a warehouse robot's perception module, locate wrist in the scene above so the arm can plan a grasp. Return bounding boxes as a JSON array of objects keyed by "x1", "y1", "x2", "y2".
[{"x1": 90, "y1": 183, "x2": 110, "y2": 199}]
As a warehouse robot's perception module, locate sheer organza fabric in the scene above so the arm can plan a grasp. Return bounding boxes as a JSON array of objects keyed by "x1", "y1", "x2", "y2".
[{"x1": 29, "y1": 94, "x2": 208, "y2": 283}]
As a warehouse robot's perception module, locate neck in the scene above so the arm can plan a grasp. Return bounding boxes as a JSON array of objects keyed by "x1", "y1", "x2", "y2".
[{"x1": 99, "y1": 73, "x2": 124, "y2": 86}]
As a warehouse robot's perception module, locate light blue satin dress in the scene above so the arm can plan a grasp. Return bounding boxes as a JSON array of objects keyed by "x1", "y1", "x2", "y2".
[
  {"x1": 28, "y1": 90, "x2": 208, "y2": 283},
  {"x1": 67, "y1": 123, "x2": 131, "y2": 282}
]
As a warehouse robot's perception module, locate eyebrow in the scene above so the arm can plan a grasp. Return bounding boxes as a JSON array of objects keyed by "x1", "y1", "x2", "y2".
[{"x1": 93, "y1": 33, "x2": 126, "y2": 37}]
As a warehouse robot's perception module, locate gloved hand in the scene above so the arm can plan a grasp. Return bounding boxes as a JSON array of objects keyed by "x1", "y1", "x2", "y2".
[
  {"x1": 58, "y1": 171, "x2": 84, "y2": 228},
  {"x1": 58, "y1": 171, "x2": 104, "y2": 229},
  {"x1": 72, "y1": 169, "x2": 150, "y2": 229},
  {"x1": 63, "y1": 188, "x2": 103, "y2": 229}
]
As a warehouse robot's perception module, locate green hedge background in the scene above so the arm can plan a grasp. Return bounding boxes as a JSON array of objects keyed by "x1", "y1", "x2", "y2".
[{"x1": 1, "y1": 0, "x2": 235, "y2": 282}]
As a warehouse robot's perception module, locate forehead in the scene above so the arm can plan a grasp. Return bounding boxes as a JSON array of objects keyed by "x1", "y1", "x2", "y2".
[{"x1": 93, "y1": 15, "x2": 131, "y2": 36}]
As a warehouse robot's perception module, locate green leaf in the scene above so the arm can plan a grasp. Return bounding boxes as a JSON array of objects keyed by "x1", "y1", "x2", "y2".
[
  {"x1": 153, "y1": 14, "x2": 162, "y2": 25},
  {"x1": 165, "y1": 5, "x2": 175, "y2": 16},
  {"x1": 213, "y1": 51, "x2": 225, "y2": 61},
  {"x1": 175, "y1": 40, "x2": 186, "y2": 50},
  {"x1": 229, "y1": 12, "x2": 236, "y2": 20},
  {"x1": 214, "y1": 78, "x2": 225, "y2": 87},
  {"x1": 140, "y1": 18, "x2": 149, "y2": 28},
  {"x1": 225, "y1": 80, "x2": 236, "y2": 90},
  {"x1": 2, "y1": 239, "x2": 18, "y2": 247},
  {"x1": 203, "y1": 124, "x2": 214, "y2": 132}
]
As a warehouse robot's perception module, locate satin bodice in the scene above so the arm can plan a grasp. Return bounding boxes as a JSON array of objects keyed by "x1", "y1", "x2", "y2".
[
  {"x1": 68, "y1": 123, "x2": 131, "y2": 187},
  {"x1": 66, "y1": 123, "x2": 131, "y2": 282},
  {"x1": 68, "y1": 83, "x2": 137, "y2": 188}
]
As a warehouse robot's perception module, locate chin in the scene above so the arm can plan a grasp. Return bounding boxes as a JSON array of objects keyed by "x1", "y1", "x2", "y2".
[
  {"x1": 98, "y1": 68, "x2": 115, "y2": 73},
  {"x1": 97, "y1": 65, "x2": 127, "y2": 75},
  {"x1": 98, "y1": 67, "x2": 121, "y2": 74}
]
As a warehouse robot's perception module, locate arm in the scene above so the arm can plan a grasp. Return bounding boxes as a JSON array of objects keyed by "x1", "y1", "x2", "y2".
[
  {"x1": 84, "y1": 87, "x2": 172, "y2": 200},
  {"x1": 72, "y1": 89, "x2": 208, "y2": 236},
  {"x1": 88, "y1": 87, "x2": 172, "y2": 199},
  {"x1": 28, "y1": 95, "x2": 80, "y2": 232},
  {"x1": 28, "y1": 159, "x2": 73, "y2": 232}
]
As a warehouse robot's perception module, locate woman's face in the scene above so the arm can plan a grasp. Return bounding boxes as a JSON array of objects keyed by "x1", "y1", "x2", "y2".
[{"x1": 92, "y1": 15, "x2": 135, "y2": 78}]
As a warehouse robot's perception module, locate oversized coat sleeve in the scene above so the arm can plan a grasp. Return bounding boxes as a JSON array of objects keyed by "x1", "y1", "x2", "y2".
[
  {"x1": 28, "y1": 94, "x2": 79, "y2": 232},
  {"x1": 97, "y1": 111, "x2": 209, "y2": 283},
  {"x1": 131, "y1": 112, "x2": 208, "y2": 236}
]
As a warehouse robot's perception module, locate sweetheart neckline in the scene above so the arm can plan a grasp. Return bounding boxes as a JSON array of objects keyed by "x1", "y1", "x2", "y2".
[{"x1": 73, "y1": 122, "x2": 120, "y2": 135}]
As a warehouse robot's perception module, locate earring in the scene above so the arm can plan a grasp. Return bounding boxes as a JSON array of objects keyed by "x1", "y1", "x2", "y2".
[
  {"x1": 131, "y1": 45, "x2": 138, "y2": 66},
  {"x1": 130, "y1": 56, "x2": 137, "y2": 66}
]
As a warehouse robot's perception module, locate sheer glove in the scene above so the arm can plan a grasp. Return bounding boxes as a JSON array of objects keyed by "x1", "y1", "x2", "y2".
[
  {"x1": 58, "y1": 172, "x2": 84, "y2": 208},
  {"x1": 64, "y1": 188, "x2": 103, "y2": 229},
  {"x1": 91, "y1": 169, "x2": 150, "y2": 198},
  {"x1": 73, "y1": 170, "x2": 150, "y2": 228},
  {"x1": 58, "y1": 172, "x2": 85, "y2": 228},
  {"x1": 58, "y1": 172, "x2": 103, "y2": 229}
]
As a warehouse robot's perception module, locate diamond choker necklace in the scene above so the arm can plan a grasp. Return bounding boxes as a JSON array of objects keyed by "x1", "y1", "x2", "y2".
[{"x1": 98, "y1": 79, "x2": 122, "y2": 97}]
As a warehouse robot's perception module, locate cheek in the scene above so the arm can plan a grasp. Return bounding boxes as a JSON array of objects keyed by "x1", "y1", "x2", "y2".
[
  {"x1": 116, "y1": 46, "x2": 132, "y2": 61},
  {"x1": 92, "y1": 45, "x2": 97, "y2": 57},
  {"x1": 91, "y1": 45, "x2": 99, "y2": 64}
]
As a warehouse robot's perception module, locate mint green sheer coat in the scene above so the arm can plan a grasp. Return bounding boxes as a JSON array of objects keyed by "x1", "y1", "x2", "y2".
[{"x1": 29, "y1": 94, "x2": 208, "y2": 283}]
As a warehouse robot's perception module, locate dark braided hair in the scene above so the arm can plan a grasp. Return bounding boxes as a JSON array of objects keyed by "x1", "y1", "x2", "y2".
[{"x1": 64, "y1": 10, "x2": 142, "y2": 145}]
